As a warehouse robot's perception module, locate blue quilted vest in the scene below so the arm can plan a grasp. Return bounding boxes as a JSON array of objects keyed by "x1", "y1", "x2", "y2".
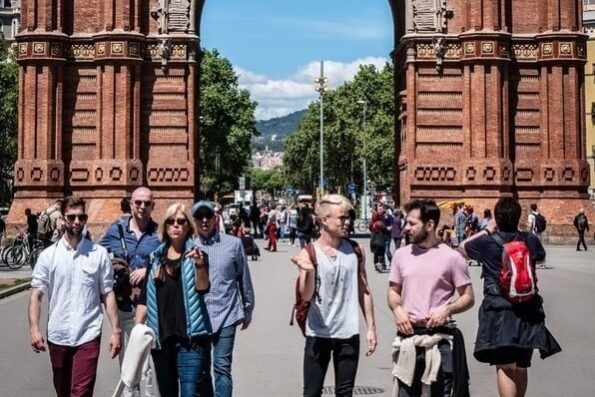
[{"x1": 145, "y1": 238, "x2": 212, "y2": 348}]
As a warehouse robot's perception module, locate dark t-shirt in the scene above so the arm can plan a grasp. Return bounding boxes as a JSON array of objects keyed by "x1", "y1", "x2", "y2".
[
  {"x1": 139, "y1": 261, "x2": 187, "y2": 343},
  {"x1": 465, "y1": 231, "x2": 545, "y2": 287}
]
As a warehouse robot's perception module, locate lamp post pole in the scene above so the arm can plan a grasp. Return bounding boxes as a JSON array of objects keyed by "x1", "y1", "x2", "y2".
[
  {"x1": 357, "y1": 100, "x2": 368, "y2": 220},
  {"x1": 314, "y1": 61, "x2": 327, "y2": 197}
]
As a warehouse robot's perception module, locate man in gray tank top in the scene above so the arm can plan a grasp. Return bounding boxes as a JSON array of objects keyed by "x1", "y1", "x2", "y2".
[{"x1": 292, "y1": 194, "x2": 377, "y2": 397}]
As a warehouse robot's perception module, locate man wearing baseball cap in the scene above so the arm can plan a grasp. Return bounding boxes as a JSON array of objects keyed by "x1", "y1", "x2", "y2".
[{"x1": 192, "y1": 201, "x2": 255, "y2": 397}]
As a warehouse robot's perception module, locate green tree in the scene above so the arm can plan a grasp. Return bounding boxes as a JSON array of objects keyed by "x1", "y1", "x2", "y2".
[
  {"x1": 200, "y1": 49, "x2": 258, "y2": 197},
  {"x1": 284, "y1": 63, "x2": 394, "y2": 194},
  {"x1": 248, "y1": 166, "x2": 285, "y2": 192},
  {"x1": 0, "y1": 38, "x2": 18, "y2": 206}
]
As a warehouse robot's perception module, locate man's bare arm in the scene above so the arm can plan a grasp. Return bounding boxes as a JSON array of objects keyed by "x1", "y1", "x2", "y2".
[
  {"x1": 103, "y1": 291, "x2": 122, "y2": 359},
  {"x1": 28, "y1": 289, "x2": 45, "y2": 353},
  {"x1": 292, "y1": 249, "x2": 316, "y2": 301},
  {"x1": 387, "y1": 281, "x2": 414, "y2": 335},
  {"x1": 357, "y1": 248, "x2": 377, "y2": 355},
  {"x1": 426, "y1": 283, "x2": 475, "y2": 328}
]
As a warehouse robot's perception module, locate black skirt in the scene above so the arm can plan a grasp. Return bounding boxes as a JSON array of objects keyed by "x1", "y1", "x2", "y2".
[{"x1": 474, "y1": 292, "x2": 562, "y2": 363}]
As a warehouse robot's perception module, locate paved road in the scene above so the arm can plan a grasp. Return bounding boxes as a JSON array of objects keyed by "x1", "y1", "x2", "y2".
[{"x1": 0, "y1": 239, "x2": 594, "y2": 396}]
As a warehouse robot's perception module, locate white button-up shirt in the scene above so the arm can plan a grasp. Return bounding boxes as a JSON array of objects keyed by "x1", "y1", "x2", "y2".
[{"x1": 31, "y1": 237, "x2": 114, "y2": 346}]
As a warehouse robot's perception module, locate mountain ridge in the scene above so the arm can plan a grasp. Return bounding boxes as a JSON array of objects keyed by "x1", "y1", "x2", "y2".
[{"x1": 253, "y1": 109, "x2": 306, "y2": 151}]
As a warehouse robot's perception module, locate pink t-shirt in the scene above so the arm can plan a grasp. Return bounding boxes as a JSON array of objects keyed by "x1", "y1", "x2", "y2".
[{"x1": 389, "y1": 243, "x2": 471, "y2": 322}]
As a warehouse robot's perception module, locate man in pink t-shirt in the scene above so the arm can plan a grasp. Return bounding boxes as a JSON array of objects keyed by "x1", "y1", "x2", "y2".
[{"x1": 388, "y1": 199, "x2": 474, "y2": 397}]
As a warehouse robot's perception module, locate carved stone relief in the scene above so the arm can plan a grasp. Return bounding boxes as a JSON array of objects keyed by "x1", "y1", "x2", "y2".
[
  {"x1": 411, "y1": 0, "x2": 450, "y2": 33},
  {"x1": 169, "y1": 0, "x2": 191, "y2": 32},
  {"x1": 151, "y1": 0, "x2": 191, "y2": 34}
]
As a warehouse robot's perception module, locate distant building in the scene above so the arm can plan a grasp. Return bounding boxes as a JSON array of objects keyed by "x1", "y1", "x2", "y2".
[
  {"x1": 0, "y1": 0, "x2": 19, "y2": 44},
  {"x1": 584, "y1": 0, "x2": 595, "y2": 198},
  {"x1": 252, "y1": 147, "x2": 284, "y2": 170}
]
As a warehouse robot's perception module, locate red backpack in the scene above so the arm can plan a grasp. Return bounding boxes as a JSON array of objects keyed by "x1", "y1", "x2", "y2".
[
  {"x1": 492, "y1": 233, "x2": 537, "y2": 304},
  {"x1": 290, "y1": 239, "x2": 363, "y2": 335}
]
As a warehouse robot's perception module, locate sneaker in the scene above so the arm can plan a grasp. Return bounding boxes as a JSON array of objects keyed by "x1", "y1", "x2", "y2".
[{"x1": 373, "y1": 262, "x2": 382, "y2": 272}]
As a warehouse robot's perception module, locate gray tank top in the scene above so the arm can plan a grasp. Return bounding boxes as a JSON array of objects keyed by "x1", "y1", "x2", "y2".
[{"x1": 305, "y1": 240, "x2": 360, "y2": 338}]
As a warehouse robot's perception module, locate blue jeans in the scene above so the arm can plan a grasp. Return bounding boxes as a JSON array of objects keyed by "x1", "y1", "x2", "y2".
[
  {"x1": 384, "y1": 236, "x2": 392, "y2": 263},
  {"x1": 208, "y1": 325, "x2": 237, "y2": 397},
  {"x1": 152, "y1": 338, "x2": 213, "y2": 397},
  {"x1": 279, "y1": 224, "x2": 286, "y2": 240}
]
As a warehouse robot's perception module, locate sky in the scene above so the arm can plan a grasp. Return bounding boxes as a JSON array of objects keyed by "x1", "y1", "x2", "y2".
[{"x1": 200, "y1": 0, "x2": 394, "y2": 120}]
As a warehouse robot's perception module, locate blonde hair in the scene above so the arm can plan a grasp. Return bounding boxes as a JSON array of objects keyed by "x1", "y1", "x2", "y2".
[
  {"x1": 158, "y1": 203, "x2": 197, "y2": 243},
  {"x1": 316, "y1": 194, "x2": 353, "y2": 218}
]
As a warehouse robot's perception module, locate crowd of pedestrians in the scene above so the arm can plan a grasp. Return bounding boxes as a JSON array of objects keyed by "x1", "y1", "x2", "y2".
[
  {"x1": 22, "y1": 189, "x2": 578, "y2": 397},
  {"x1": 27, "y1": 188, "x2": 254, "y2": 397}
]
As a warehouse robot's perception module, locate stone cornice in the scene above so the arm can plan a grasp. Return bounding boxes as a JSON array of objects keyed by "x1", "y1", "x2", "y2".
[
  {"x1": 16, "y1": 33, "x2": 199, "y2": 63},
  {"x1": 395, "y1": 32, "x2": 587, "y2": 64}
]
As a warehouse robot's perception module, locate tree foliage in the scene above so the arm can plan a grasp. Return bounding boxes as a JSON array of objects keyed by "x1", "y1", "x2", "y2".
[
  {"x1": 283, "y1": 63, "x2": 394, "y2": 195},
  {"x1": 0, "y1": 38, "x2": 18, "y2": 206},
  {"x1": 248, "y1": 166, "x2": 285, "y2": 193},
  {"x1": 200, "y1": 49, "x2": 258, "y2": 197}
]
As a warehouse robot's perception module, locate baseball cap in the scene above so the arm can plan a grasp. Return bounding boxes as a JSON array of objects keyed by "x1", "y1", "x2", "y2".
[{"x1": 192, "y1": 201, "x2": 215, "y2": 217}]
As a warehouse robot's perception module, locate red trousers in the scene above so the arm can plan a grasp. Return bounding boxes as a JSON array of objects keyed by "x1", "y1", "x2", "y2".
[
  {"x1": 48, "y1": 337, "x2": 101, "y2": 397},
  {"x1": 267, "y1": 225, "x2": 278, "y2": 251}
]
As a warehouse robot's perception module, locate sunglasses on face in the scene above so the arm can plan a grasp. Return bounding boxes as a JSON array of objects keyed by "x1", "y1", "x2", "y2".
[
  {"x1": 194, "y1": 212, "x2": 214, "y2": 220},
  {"x1": 165, "y1": 217, "x2": 188, "y2": 226},
  {"x1": 134, "y1": 200, "x2": 153, "y2": 207},
  {"x1": 65, "y1": 213, "x2": 88, "y2": 223}
]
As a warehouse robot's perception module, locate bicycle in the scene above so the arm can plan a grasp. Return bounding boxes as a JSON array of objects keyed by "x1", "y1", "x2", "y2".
[
  {"x1": 1, "y1": 227, "x2": 44, "y2": 270},
  {"x1": 354, "y1": 219, "x2": 370, "y2": 233}
]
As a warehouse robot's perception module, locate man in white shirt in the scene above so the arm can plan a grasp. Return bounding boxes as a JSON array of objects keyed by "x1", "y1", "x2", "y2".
[{"x1": 28, "y1": 196, "x2": 121, "y2": 397}]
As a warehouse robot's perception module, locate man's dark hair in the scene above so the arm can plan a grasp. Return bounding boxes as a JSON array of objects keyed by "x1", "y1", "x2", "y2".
[
  {"x1": 120, "y1": 197, "x2": 131, "y2": 214},
  {"x1": 530, "y1": 203, "x2": 537, "y2": 211},
  {"x1": 60, "y1": 196, "x2": 86, "y2": 215},
  {"x1": 494, "y1": 197, "x2": 521, "y2": 232},
  {"x1": 484, "y1": 208, "x2": 492, "y2": 219},
  {"x1": 403, "y1": 199, "x2": 440, "y2": 228}
]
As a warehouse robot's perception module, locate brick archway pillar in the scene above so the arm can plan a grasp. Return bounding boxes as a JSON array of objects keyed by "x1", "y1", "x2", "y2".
[
  {"x1": 391, "y1": 0, "x2": 592, "y2": 242},
  {"x1": 8, "y1": 0, "x2": 203, "y2": 232}
]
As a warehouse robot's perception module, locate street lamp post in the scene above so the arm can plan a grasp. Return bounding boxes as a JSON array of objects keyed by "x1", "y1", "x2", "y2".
[
  {"x1": 314, "y1": 61, "x2": 328, "y2": 197},
  {"x1": 357, "y1": 99, "x2": 368, "y2": 220}
]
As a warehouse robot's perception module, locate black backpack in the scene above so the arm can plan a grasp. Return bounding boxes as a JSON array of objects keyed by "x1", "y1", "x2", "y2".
[{"x1": 534, "y1": 213, "x2": 547, "y2": 233}]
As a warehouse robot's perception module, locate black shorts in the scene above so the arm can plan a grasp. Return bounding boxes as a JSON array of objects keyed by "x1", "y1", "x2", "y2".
[{"x1": 489, "y1": 347, "x2": 533, "y2": 368}]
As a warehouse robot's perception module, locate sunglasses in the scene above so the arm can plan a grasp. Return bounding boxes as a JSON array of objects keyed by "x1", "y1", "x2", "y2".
[
  {"x1": 165, "y1": 217, "x2": 188, "y2": 226},
  {"x1": 134, "y1": 200, "x2": 153, "y2": 207},
  {"x1": 194, "y1": 212, "x2": 214, "y2": 220},
  {"x1": 65, "y1": 213, "x2": 88, "y2": 223}
]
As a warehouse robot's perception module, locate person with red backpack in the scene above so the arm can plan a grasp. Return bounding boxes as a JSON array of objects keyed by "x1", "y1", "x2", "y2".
[
  {"x1": 459, "y1": 197, "x2": 561, "y2": 397},
  {"x1": 291, "y1": 194, "x2": 377, "y2": 397}
]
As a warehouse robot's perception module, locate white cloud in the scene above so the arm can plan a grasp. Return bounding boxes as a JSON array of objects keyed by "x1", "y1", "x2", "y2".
[{"x1": 236, "y1": 57, "x2": 388, "y2": 121}]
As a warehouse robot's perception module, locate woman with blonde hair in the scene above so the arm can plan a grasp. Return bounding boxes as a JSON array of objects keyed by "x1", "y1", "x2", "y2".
[{"x1": 135, "y1": 202, "x2": 213, "y2": 397}]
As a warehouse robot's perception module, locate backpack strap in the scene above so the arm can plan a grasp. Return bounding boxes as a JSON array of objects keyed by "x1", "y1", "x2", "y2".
[
  {"x1": 304, "y1": 243, "x2": 320, "y2": 303},
  {"x1": 491, "y1": 232, "x2": 505, "y2": 248},
  {"x1": 116, "y1": 222, "x2": 129, "y2": 262},
  {"x1": 345, "y1": 238, "x2": 363, "y2": 267}
]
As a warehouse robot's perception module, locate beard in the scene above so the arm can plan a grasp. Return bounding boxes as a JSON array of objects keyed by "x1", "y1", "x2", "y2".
[
  {"x1": 410, "y1": 228, "x2": 428, "y2": 244},
  {"x1": 65, "y1": 225, "x2": 83, "y2": 238}
]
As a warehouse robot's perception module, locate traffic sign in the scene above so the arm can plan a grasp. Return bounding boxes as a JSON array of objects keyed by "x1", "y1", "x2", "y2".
[{"x1": 347, "y1": 182, "x2": 357, "y2": 195}]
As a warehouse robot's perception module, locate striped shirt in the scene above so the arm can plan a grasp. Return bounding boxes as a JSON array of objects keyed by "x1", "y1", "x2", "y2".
[{"x1": 195, "y1": 231, "x2": 255, "y2": 332}]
